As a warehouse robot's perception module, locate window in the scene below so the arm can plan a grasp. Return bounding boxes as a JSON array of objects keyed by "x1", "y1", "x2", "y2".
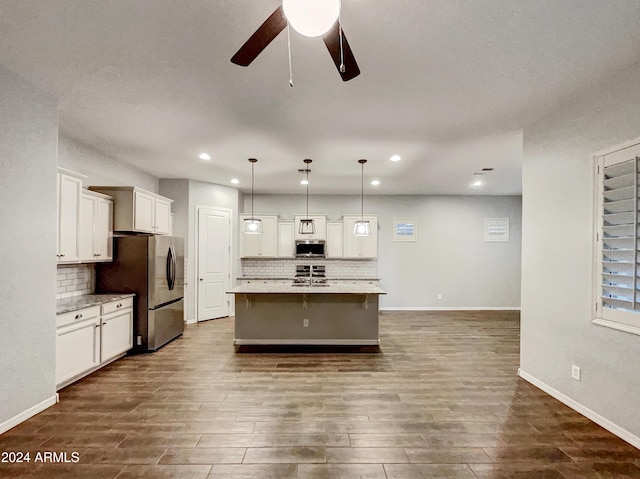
[
  {"x1": 484, "y1": 218, "x2": 509, "y2": 242},
  {"x1": 393, "y1": 218, "x2": 417, "y2": 242},
  {"x1": 593, "y1": 142, "x2": 640, "y2": 335}
]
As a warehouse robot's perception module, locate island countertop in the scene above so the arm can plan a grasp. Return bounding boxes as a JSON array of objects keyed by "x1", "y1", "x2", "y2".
[{"x1": 227, "y1": 283, "x2": 386, "y2": 295}]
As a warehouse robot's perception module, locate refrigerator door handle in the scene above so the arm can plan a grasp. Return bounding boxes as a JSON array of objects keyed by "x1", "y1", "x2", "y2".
[
  {"x1": 171, "y1": 246, "x2": 177, "y2": 289},
  {"x1": 166, "y1": 246, "x2": 175, "y2": 290}
]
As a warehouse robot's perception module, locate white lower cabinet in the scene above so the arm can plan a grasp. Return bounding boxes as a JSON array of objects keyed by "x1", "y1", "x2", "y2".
[
  {"x1": 56, "y1": 313, "x2": 100, "y2": 387},
  {"x1": 56, "y1": 297, "x2": 133, "y2": 389},
  {"x1": 100, "y1": 303, "x2": 133, "y2": 363}
]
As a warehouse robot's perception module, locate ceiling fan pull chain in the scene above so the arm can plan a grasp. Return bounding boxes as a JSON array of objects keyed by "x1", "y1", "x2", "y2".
[
  {"x1": 287, "y1": 22, "x2": 294, "y2": 87},
  {"x1": 338, "y1": 5, "x2": 345, "y2": 73}
]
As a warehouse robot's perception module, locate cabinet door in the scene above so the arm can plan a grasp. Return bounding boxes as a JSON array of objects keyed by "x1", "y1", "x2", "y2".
[
  {"x1": 277, "y1": 222, "x2": 295, "y2": 257},
  {"x1": 57, "y1": 173, "x2": 82, "y2": 262},
  {"x1": 95, "y1": 198, "x2": 113, "y2": 260},
  {"x1": 101, "y1": 309, "x2": 133, "y2": 363},
  {"x1": 343, "y1": 216, "x2": 378, "y2": 258},
  {"x1": 240, "y1": 216, "x2": 261, "y2": 257},
  {"x1": 240, "y1": 215, "x2": 278, "y2": 257},
  {"x1": 294, "y1": 215, "x2": 327, "y2": 240},
  {"x1": 326, "y1": 222, "x2": 343, "y2": 258},
  {"x1": 133, "y1": 190, "x2": 155, "y2": 233},
  {"x1": 78, "y1": 193, "x2": 96, "y2": 262},
  {"x1": 56, "y1": 317, "x2": 100, "y2": 386},
  {"x1": 360, "y1": 217, "x2": 378, "y2": 258},
  {"x1": 154, "y1": 197, "x2": 172, "y2": 234},
  {"x1": 260, "y1": 216, "x2": 278, "y2": 257}
]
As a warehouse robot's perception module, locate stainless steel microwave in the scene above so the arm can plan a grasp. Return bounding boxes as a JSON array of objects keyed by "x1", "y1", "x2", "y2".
[{"x1": 295, "y1": 240, "x2": 325, "y2": 257}]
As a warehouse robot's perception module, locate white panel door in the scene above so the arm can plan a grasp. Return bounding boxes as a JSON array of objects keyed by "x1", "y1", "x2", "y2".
[{"x1": 198, "y1": 208, "x2": 231, "y2": 321}]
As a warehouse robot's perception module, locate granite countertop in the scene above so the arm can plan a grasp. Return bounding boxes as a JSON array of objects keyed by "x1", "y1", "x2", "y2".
[
  {"x1": 237, "y1": 277, "x2": 380, "y2": 282},
  {"x1": 227, "y1": 283, "x2": 386, "y2": 295},
  {"x1": 56, "y1": 293, "x2": 135, "y2": 315}
]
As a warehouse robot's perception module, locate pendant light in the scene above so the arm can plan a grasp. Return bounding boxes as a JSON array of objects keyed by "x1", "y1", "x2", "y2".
[
  {"x1": 242, "y1": 158, "x2": 262, "y2": 234},
  {"x1": 353, "y1": 159, "x2": 371, "y2": 236},
  {"x1": 299, "y1": 159, "x2": 315, "y2": 234}
]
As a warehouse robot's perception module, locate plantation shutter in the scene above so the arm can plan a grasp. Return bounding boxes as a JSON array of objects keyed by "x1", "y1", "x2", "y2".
[{"x1": 601, "y1": 157, "x2": 640, "y2": 313}]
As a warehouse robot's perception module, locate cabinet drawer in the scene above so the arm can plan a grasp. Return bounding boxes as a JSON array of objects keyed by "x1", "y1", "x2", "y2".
[
  {"x1": 102, "y1": 297, "x2": 133, "y2": 315},
  {"x1": 57, "y1": 305, "x2": 100, "y2": 328}
]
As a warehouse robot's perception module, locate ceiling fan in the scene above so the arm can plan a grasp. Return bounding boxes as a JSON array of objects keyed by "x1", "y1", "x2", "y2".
[{"x1": 230, "y1": 0, "x2": 360, "y2": 82}]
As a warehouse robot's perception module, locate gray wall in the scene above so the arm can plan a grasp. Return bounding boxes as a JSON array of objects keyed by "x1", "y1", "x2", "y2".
[
  {"x1": 160, "y1": 179, "x2": 241, "y2": 323},
  {"x1": 0, "y1": 65, "x2": 58, "y2": 427},
  {"x1": 249, "y1": 194, "x2": 522, "y2": 309},
  {"x1": 58, "y1": 136, "x2": 158, "y2": 192},
  {"x1": 521, "y1": 61, "x2": 640, "y2": 438}
]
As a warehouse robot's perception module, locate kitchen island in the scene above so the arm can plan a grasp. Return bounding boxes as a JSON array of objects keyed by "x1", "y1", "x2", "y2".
[{"x1": 227, "y1": 283, "x2": 386, "y2": 347}]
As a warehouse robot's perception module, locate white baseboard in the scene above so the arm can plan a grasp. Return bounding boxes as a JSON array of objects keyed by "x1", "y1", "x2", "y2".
[
  {"x1": 518, "y1": 369, "x2": 640, "y2": 450},
  {"x1": 234, "y1": 339, "x2": 379, "y2": 346},
  {"x1": 185, "y1": 318, "x2": 197, "y2": 325},
  {"x1": 0, "y1": 395, "x2": 57, "y2": 435},
  {"x1": 380, "y1": 306, "x2": 521, "y2": 311}
]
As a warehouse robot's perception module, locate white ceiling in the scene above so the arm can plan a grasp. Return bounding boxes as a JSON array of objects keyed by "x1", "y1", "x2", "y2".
[{"x1": 1, "y1": 0, "x2": 639, "y2": 195}]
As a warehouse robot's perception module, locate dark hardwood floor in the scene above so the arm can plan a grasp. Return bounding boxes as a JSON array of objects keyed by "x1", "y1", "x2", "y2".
[{"x1": 1, "y1": 311, "x2": 639, "y2": 478}]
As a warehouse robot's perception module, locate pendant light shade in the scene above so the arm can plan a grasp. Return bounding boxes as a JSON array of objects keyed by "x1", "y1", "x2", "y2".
[
  {"x1": 242, "y1": 158, "x2": 262, "y2": 234},
  {"x1": 299, "y1": 159, "x2": 315, "y2": 234},
  {"x1": 354, "y1": 158, "x2": 371, "y2": 236}
]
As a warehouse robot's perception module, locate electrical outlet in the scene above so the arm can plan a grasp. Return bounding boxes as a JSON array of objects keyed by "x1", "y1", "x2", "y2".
[
  {"x1": 303, "y1": 319, "x2": 309, "y2": 327},
  {"x1": 571, "y1": 365, "x2": 581, "y2": 381},
  {"x1": 437, "y1": 294, "x2": 442, "y2": 300}
]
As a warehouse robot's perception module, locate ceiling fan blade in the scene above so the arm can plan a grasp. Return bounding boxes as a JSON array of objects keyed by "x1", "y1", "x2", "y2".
[
  {"x1": 322, "y1": 22, "x2": 360, "y2": 82},
  {"x1": 231, "y1": 6, "x2": 287, "y2": 67}
]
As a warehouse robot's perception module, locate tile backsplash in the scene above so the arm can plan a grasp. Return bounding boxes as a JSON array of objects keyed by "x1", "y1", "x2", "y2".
[
  {"x1": 56, "y1": 264, "x2": 95, "y2": 299},
  {"x1": 241, "y1": 258, "x2": 377, "y2": 279}
]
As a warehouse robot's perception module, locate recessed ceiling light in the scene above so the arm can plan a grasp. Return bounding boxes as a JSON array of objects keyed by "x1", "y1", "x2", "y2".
[
  {"x1": 472, "y1": 180, "x2": 484, "y2": 187},
  {"x1": 230, "y1": 178, "x2": 239, "y2": 184},
  {"x1": 371, "y1": 179, "x2": 380, "y2": 186},
  {"x1": 199, "y1": 152, "x2": 211, "y2": 160},
  {"x1": 390, "y1": 154, "x2": 401, "y2": 162},
  {"x1": 300, "y1": 179, "x2": 309, "y2": 185}
]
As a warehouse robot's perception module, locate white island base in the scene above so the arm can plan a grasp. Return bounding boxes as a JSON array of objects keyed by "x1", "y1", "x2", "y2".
[{"x1": 227, "y1": 284, "x2": 385, "y2": 348}]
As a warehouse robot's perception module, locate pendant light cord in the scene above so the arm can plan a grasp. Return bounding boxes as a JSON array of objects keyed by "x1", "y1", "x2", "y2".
[
  {"x1": 361, "y1": 161, "x2": 364, "y2": 221},
  {"x1": 306, "y1": 167, "x2": 309, "y2": 219},
  {"x1": 287, "y1": 23, "x2": 294, "y2": 87},
  {"x1": 251, "y1": 160, "x2": 255, "y2": 218}
]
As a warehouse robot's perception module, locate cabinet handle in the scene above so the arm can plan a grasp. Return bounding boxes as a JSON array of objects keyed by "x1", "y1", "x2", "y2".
[
  {"x1": 75, "y1": 313, "x2": 83, "y2": 319},
  {"x1": 116, "y1": 303, "x2": 122, "y2": 308},
  {"x1": 61, "y1": 254, "x2": 65, "y2": 257},
  {"x1": 200, "y1": 278, "x2": 204, "y2": 281},
  {"x1": 95, "y1": 324, "x2": 100, "y2": 329}
]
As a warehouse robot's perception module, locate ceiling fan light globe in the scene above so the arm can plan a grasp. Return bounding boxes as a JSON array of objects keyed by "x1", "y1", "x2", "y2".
[{"x1": 282, "y1": 0, "x2": 341, "y2": 37}]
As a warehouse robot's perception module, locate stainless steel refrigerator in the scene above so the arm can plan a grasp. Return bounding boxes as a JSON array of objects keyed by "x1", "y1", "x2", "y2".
[{"x1": 96, "y1": 235, "x2": 185, "y2": 352}]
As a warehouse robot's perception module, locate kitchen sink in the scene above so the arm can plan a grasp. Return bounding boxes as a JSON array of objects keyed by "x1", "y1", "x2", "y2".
[{"x1": 291, "y1": 283, "x2": 330, "y2": 287}]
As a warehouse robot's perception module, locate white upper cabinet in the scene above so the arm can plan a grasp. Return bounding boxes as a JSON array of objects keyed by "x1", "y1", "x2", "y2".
[
  {"x1": 89, "y1": 186, "x2": 173, "y2": 234},
  {"x1": 79, "y1": 190, "x2": 113, "y2": 262},
  {"x1": 294, "y1": 215, "x2": 327, "y2": 240},
  {"x1": 240, "y1": 215, "x2": 278, "y2": 258},
  {"x1": 57, "y1": 169, "x2": 85, "y2": 263},
  {"x1": 343, "y1": 215, "x2": 378, "y2": 258},
  {"x1": 326, "y1": 221, "x2": 343, "y2": 258},
  {"x1": 277, "y1": 221, "x2": 295, "y2": 257}
]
